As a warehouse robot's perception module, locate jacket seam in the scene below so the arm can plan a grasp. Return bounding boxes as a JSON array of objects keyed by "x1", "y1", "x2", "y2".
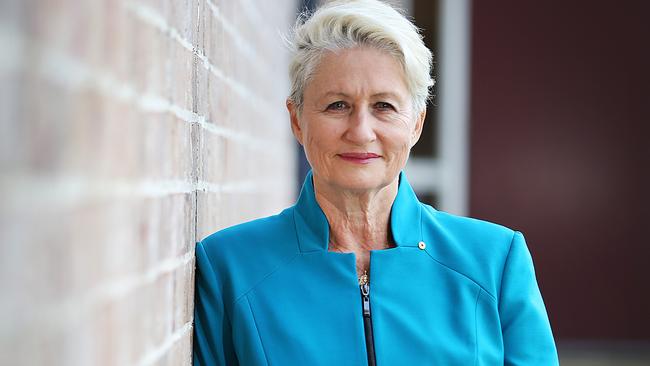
[
  {"x1": 421, "y1": 205, "x2": 496, "y2": 300},
  {"x1": 474, "y1": 288, "x2": 481, "y2": 366},
  {"x1": 422, "y1": 250, "x2": 497, "y2": 301},
  {"x1": 231, "y1": 252, "x2": 301, "y2": 308},
  {"x1": 229, "y1": 207, "x2": 303, "y2": 307},
  {"x1": 497, "y1": 230, "x2": 518, "y2": 305},
  {"x1": 245, "y1": 294, "x2": 271, "y2": 366}
]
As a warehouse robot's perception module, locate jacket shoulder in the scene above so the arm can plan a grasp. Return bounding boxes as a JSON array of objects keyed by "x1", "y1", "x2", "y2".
[
  {"x1": 198, "y1": 207, "x2": 300, "y2": 307},
  {"x1": 421, "y1": 204, "x2": 517, "y2": 300}
]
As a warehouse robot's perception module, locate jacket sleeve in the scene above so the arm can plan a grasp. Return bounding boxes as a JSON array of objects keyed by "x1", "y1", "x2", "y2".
[
  {"x1": 499, "y1": 231, "x2": 559, "y2": 365},
  {"x1": 193, "y1": 241, "x2": 239, "y2": 365}
]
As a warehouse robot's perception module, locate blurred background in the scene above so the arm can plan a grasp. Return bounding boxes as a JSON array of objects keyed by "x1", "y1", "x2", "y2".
[
  {"x1": 1, "y1": 0, "x2": 648, "y2": 365},
  {"x1": 302, "y1": 0, "x2": 650, "y2": 364}
]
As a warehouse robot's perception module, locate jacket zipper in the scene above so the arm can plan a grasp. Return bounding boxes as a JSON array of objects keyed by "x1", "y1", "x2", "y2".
[{"x1": 359, "y1": 271, "x2": 377, "y2": 366}]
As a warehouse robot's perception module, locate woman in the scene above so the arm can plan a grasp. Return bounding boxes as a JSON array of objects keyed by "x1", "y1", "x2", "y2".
[{"x1": 193, "y1": 0, "x2": 558, "y2": 365}]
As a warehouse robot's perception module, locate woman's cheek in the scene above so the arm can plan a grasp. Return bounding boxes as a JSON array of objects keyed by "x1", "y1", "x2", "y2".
[{"x1": 395, "y1": 141, "x2": 413, "y2": 167}]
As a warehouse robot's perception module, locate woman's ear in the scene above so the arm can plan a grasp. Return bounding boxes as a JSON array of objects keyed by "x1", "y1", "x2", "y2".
[
  {"x1": 410, "y1": 109, "x2": 426, "y2": 147},
  {"x1": 286, "y1": 99, "x2": 304, "y2": 146}
]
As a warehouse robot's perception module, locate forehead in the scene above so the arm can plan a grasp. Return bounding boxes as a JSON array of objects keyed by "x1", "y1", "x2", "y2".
[{"x1": 305, "y1": 47, "x2": 409, "y2": 101}]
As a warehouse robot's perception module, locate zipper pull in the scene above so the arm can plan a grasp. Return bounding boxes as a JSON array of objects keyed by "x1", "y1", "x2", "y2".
[
  {"x1": 361, "y1": 283, "x2": 371, "y2": 317},
  {"x1": 359, "y1": 270, "x2": 371, "y2": 317}
]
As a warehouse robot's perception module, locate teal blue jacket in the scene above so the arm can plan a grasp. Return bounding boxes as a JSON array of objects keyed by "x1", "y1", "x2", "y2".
[{"x1": 193, "y1": 171, "x2": 558, "y2": 365}]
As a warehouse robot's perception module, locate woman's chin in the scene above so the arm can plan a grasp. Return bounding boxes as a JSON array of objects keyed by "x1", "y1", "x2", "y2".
[{"x1": 329, "y1": 170, "x2": 394, "y2": 192}]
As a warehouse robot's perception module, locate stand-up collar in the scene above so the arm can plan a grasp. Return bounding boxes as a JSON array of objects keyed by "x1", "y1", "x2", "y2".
[{"x1": 293, "y1": 170, "x2": 423, "y2": 253}]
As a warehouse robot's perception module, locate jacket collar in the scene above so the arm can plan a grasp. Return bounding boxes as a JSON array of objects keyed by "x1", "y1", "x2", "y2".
[{"x1": 293, "y1": 170, "x2": 423, "y2": 253}]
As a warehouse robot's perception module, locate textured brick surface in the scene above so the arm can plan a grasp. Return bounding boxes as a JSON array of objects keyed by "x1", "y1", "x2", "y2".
[{"x1": 0, "y1": 0, "x2": 297, "y2": 364}]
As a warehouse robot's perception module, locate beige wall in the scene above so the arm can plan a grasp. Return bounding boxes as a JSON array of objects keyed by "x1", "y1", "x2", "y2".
[{"x1": 0, "y1": 0, "x2": 297, "y2": 365}]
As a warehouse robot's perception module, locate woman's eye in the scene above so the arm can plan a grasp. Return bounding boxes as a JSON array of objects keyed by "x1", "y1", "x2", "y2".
[
  {"x1": 375, "y1": 102, "x2": 395, "y2": 111},
  {"x1": 327, "y1": 101, "x2": 347, "y2": 111}
]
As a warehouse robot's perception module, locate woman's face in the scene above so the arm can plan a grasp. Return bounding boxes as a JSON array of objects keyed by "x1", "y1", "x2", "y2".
[{"x1": 288, "y1": 46, "x2": 425, "y2": 192}]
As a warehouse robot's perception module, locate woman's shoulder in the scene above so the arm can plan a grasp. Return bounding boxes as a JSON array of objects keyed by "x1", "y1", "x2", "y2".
[
  {"x1": 422, "y1": 204, "x2": 516, "y2": 241},
  {"x1": 202, "y1": 208, "x2": 293, "y2": 246},
  {"x1": 199, "y1": 206, "x2": 300, "y2": 264},
  {"x1": 196, "y1": 207, "x2": 301, "y2": 300},
  {"x1": 420, "y1": 204, "x2": 523, "y2": 300}
]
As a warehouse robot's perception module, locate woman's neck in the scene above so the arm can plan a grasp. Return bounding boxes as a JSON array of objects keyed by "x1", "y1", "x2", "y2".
[{"x1": 313, "y1": 175, "x2": 398, "y2": 253}]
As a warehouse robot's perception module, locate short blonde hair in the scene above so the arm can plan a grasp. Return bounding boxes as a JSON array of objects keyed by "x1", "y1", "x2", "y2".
[{"x1": 287, "y1": 0, "x2": 434, "y2": 113}]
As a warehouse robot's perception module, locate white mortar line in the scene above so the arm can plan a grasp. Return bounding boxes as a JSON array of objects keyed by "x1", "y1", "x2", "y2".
[
  {"x1": 196, "y1": 179, "x2": 280, "y2": 194},
  {"x1": 87, "y1": 249, "x2": 195, "y2": 305},
  {"x1": 135, "y1": 320, "x2": 194, "y2": 366},
  {"x1": 9, "y1": 250, "x2": 195, "y2": 331},
  {"x1": 1, "y1": 175, "x2": 279, "y2": 213},
  {"x1": 239, "y1": 0, "x2": 293, "y2": 50},
  {"x1": 125, "y1": 0, "x2": 282, "y2": 124},
  {"x1": 238, "y1": 0, "x2": 266, "y2": 31},
  {"x1": 137, "y1": 92, "x2": 270, "y2": 147},
  {"x1": 126, "y1": 0, "x2": 194, "y2": 52},
  {"x1": 205, "y1": 0, "x2": 262, "y2": 65},
  {"x1": 37, "y1": 36, "x2": 283, "y2": 150},
  {"x1": 1, "y1": 175, "x2": 192, "y2": 203}
]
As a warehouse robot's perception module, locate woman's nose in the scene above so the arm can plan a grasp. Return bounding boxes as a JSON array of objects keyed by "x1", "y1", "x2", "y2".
[{"x1": 343, "y1": 108, "x2": 377, "y2": 144}]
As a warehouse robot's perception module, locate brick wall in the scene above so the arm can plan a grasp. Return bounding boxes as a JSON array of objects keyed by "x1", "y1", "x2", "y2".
[{"x1": 0, "y1": 0, "x2": 297, "y2": 365}]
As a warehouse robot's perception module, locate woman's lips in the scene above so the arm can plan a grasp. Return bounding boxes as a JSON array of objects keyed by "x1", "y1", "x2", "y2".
[{"x1": 338, "y1": 152, "x2": 381, "y2": 164}]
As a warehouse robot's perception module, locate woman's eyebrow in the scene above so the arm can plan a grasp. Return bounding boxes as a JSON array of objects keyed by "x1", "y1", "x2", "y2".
[
  {"x1": 321, "y1": 91, "x2": 350, "y2": 99},
  {"x1": 319, "y1": 92, "x2": 401, "y2": 100},
  {"x1": 371, "y1": 92, "x2": 401, "y2": 100}
]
